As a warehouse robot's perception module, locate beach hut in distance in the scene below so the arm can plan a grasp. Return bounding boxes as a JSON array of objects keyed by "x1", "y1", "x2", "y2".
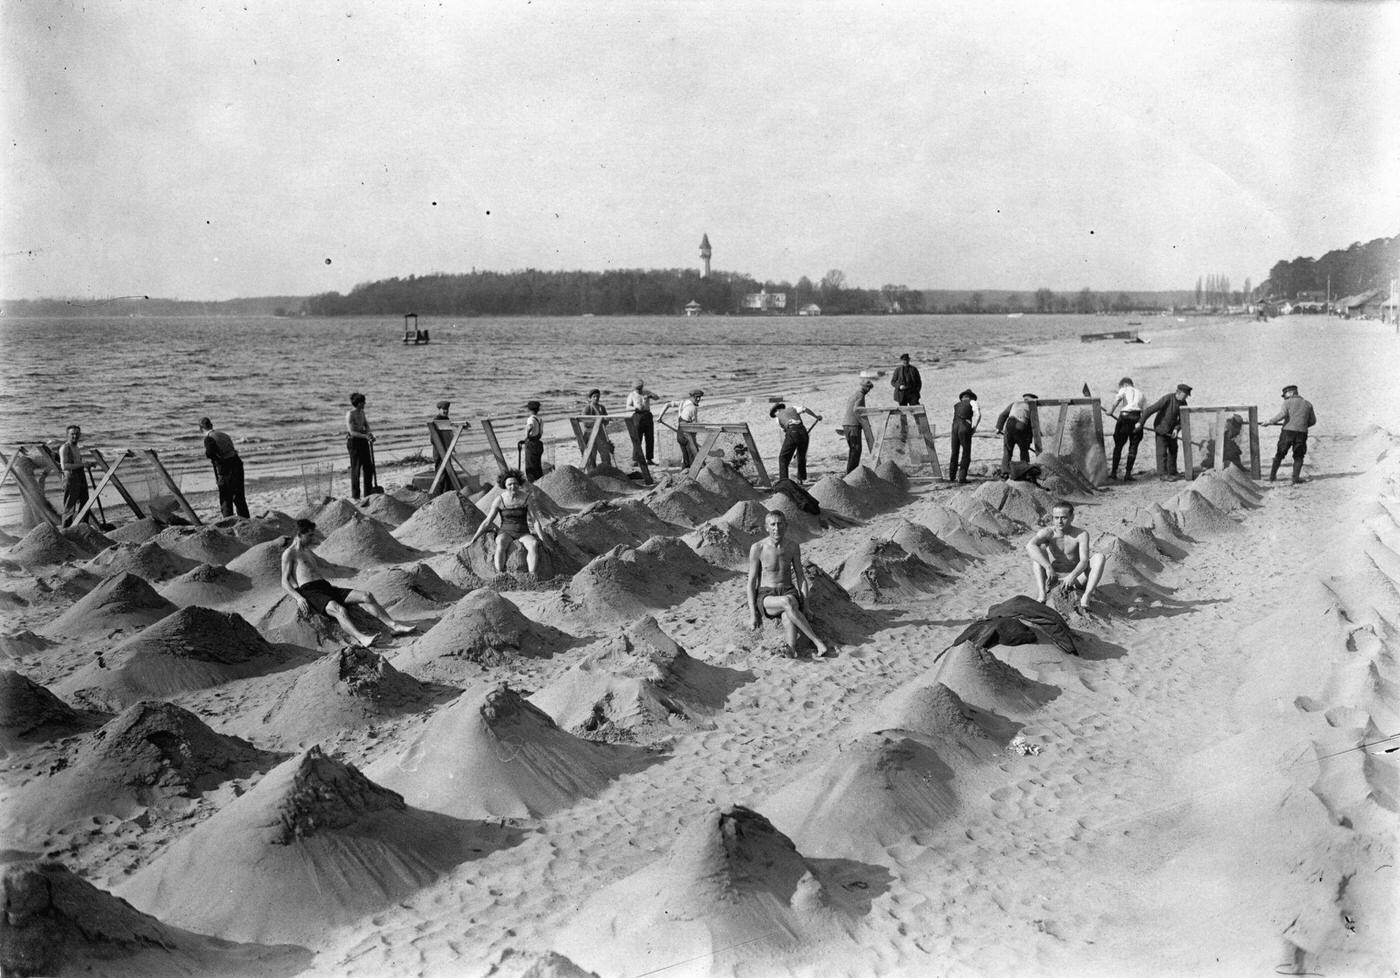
[
  {"x1": 684, "y1": 300, "x2": 703, "y2": 317},
  {"x1": 403, "y1": 313, "x2": 430, "y2": 345},
  {"x1": 798, "y1": 303, "x2": 822, "y2": 316}
]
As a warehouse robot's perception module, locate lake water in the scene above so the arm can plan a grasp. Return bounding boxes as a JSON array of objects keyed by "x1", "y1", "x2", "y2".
[{"x1": 0, "y1": 312, "x2": 1170, "y2": 485}]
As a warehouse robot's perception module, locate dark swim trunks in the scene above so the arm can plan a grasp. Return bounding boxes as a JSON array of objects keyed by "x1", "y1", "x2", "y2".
[
  {"x1": 757, "y1": 585, "x2": 801, "y2": 620},
  {"x1": 297, "y1": 579, "x2": 353, "y2": 614}
]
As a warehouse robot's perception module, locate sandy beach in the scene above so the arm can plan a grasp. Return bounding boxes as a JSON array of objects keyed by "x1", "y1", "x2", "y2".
[{"x1": 2, "y1": 314, "x2": 1398, "y2": 978}]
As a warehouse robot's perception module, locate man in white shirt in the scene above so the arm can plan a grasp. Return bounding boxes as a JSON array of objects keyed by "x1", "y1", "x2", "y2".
[
  {"x1": 674, "y1": 389, "x2": 703, "y2": 467},
  {"x1": 625, "y1": 379, "x2": 660, "y2": 465},
  {"x1": 769, "y1": 400, "x2": 822, "y2": 483},
  {"x1": 1107, "y1": 376, "x2": 1147, "y2": 482}
]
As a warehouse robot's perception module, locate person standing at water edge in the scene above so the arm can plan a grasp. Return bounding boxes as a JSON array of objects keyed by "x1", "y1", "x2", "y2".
[
  {"x1": 995, "y1": 394, "x2": 1039, "y2": 478},
  {"x1": 626, "y1": 379, "x2": 660, "y2": 465},
  {"x1": 200, "y1": 417, "x2": 249, "y2": 518},
  {"x1": 522, "y1": 401, "x2": 545, "y2": 482},
  {"x1": 281, "y1": 519, "x2": 415, "y2": 646},
  {"x1": 1265, "y1": 384, "x2": 1317, "y2": 484},
  {"x1": 770, "y1": 400, "x2": 821, "y2": 483},
  {"x1": 891, "y1": 353, "x2": 922, "y2": 406},
  {"x1": 948, "y1": 389, "x2": 980, "y2": 484},
  {"x1": 1107, "y1": 376, "x2": 1147, "y2": 481},
  {"x1": 842, "y1": 379, "x2": 874, "y2": 473},
  {"x1": 1138, "y1": 383, "x2": 1192, "y2": 481},
  {"x1": 675, "y1": 389, "x2": 703, "y2": 467},
  {"x1": 747, "y1": 510, "x2": 830, "y2": 657},
  {"x1": 58, "y1": 424, "x2": 91, "y2": 527},
  {"x1": 345, "y1": 392, "x2": 375, "y2": 500}
]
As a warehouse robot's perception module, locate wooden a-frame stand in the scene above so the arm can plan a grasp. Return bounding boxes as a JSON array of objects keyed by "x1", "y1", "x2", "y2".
[
  {"x1": 855, "y1": 406, "x2": 943, "y2": 478},
  {"x1": 1180, "y1": 405, "x2": 1261, "y2": 479},
  {"x1": 1, "y1": 445, "x2": 200, "y2": 528},
  {"x1": 476, "y1": 419, "x2": 517, "y2": 477},
  {"x1": 1029, "y1": 398, "x2": 1104, "y2": 456},
  {"x1": 568, "y1": 416, "x2": 618, "y2": 473},
  {"x1": 425, "y1": 422, "x2": 478, "y2": 494},
  {"x1": 678, "y1": 422, "x2": 771, "y2": 487}
]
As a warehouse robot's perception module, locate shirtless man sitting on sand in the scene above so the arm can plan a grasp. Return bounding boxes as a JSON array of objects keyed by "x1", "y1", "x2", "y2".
[
  {"x1": 281, "y1": 518, "x2": 415, "y2": 646},
  {"x1": 1025, "y1": 501, "x2": 1107, "y2": 614},
  {"x1": 747, "y1": 510, "x2": 830, "y2": 657}
]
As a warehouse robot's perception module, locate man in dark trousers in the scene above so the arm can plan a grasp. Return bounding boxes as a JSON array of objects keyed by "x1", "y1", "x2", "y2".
[
  {"x1": 200, "y1": 417, "x2": 249, "y2": 518},
  {"x1": 948, "y1": 389, "x2": 980, "y2": 484},
  {"x1": 58, "y1": 424, "x2": 92, "y2": 527},
  {"x1": 1137, "y1": 383, "x2": 1192, "y2": 480},
  {"x1": 770, "y1": 400, "x2": 822, "y2": 483},
  {"x1": 841, "y1": 379, "x2": 874, "y2": 473},
  {"x1": 1265, "y1": 384, "x2": 1317, "y2": 484},
  {"x1": 1106, "y1": 376, "x2": 1148, "y2": 481},
  {"x1": 995, "y1": 393, "x2": 1040, "y2": 478},
  {"x1": 891, "y1": 353, "x2": 922, "y2": 405}
]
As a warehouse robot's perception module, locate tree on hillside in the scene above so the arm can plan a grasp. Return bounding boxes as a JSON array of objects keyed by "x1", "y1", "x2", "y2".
[{"x1": 1034, "y1": 288, "x2": 1054, "y2": 313}]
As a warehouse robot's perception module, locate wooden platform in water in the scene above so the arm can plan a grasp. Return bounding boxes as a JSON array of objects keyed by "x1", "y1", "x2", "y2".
[{"x1": 1080, "y1": 329, "x2": 1140, "y2": 343}]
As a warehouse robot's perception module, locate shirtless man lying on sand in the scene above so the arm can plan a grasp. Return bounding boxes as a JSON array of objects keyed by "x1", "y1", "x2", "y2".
[
  {"x1": 747, "y1": 510, "x2": 831, "y2": 657},
  {"x1": 1025, "y1": 501, "x2": 1107, "y2": 614},
  {"x1": 281, "y1": 518, "x2": 415, "y2": 646}
]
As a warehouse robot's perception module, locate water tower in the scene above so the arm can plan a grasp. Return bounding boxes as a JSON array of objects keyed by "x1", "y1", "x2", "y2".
[{"x1": 699, "y1": 233, "x2": 711, "y2": 279}]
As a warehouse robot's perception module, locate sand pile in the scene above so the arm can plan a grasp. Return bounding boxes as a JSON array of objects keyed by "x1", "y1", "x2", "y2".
[
  {"x1": 315, "y1": 517, "x2": 425, "y2": 568},
  {"x1": 1165, "y1": 488, "x2": 1244, "y2": 535},
  {"x1": 844, "y1": 465, "x2": 906, "y2": 511},
  {"x1": 553, "y1": 805, "x2": 867, "y2": 976},
  {"x1": 300, "y1": 497, "x2": 366, "y2": 534},
  {"x1": 361, "y1": 562, "x2": 465, "y2": 615},
  {"x1": 1031, "y1": 452, "x2": 1099, "y2": 496},
  {"x1": 809, "y1": 473, "x2": 879, "y2": 520},
  {"x1": 643, "y1": 475, "x2": 728, "y2": 527},
  {"x1": 906, "y1": 501, "x2": 1011, "y2": 556},
  {"x1": 529, "y1": 616, "x2": 750, "y2": 736},
  {"x1": 864, "y1": 681, "x2": 1018, "y2": 756},
  {"x1": 13, "y1": 564, "x2": 103, "y2": 608},
  {"x1": 682, "y1": 516, "x2": 762, "y2": 569},
  {"x1": 478, "y1": 483, "x2": 570, "y2": 520},
  {"x1": 55, "y1": 606, "x2": 291, "y2": 711},
  {"x1": 948, "y1": 495, "x2": 1027, "y2": 536},
  {"x1": 874, "y1": 459, "x2": 911, "y2": 492},
  {"x1": 0, "y1": 670, "x2": 87, "y2": 751},
  {"x1": 106, "y1": 516, "x2": 167, "y2": 544},
  {"x1": 761, "y1": 492, "x2": 823, "y2": 541},
  {"x1": 551, "y1": 500, "x2": 677, "y2": 558},
  {"x1": 224, "y1": 537, "x2": 332, "y2": 591},
  {"x1": 831, "y1": 538, "x2": 950, "y2": 603},
  {"x1": 721, "y1": 498, "x2": 779, "y2": 536},
  {"x1": 226, "y1": 511, "x2": 300, "y2": 546},
  {"x1": 62, "y1": 522, "x2": 117, "y2": 558},
  {"x1": 158, "y1": 563, "x2": 253, "y2": 608},
  {"x1": 0, "y1": 630, "x2": 52, "y2": 658},
  {"x1": 82, "y1": 540, "x2": 198, "y2": 583},
  {"x1": 5, "y1": 523, "x2": 86, "y2": 568},
  {"x1": 2, "y1": 701, "x2": 276, "y2": 843},
  {"x1": 887, "y1": 520, "x2": 976, "y2": 573},
  {"x1": 392, "y1": 491, "x2": 487, "y2": 551},
  {"x1": 250, "y1": 646, "x2": 434, "y2": 747},
  {"x1": 536, "y1": 464, "x2": 612, "y2": 507},
  {"x1": 156, "y1": 525, "x2": 250, "y2": 565},
  {"x1": 969, "y1": 478, "x2": 1055, "y2": 527},
  {"x1": 1189, "y1": 469, "x2": 1261, "y2": 514},
  {"x1": 694, "y1": 456, "x2": 765, "y2": 503},
  {"x1": 253, "y1": 593, "x2": 383, "y2": 652},
  {"x1": 1133, "y1": 503, "x2": 1193, "y2": 557},
  {"x1": 801, "y1": 561, "x2": 879, "y2": 644},
  {"x1": 117, "y1": 746, "x2": 501, "y2": 945},
  {"x1": 1093, "y1": 530, "x2": 1166, "y2": 579},
  {"x1": 358, "y1": 491, "x2": 419, "y2": 526},
  {"x1": 42, "y1": 572, "x2": 177, "y2": 640},
  {"x1": 0, "y1": 862, "x2": 310, "y2": 978},
  {"x1": 1115, "y1": 523, "x2": 1177, "y2": 564},
  {"x1": 396, "y1": 588, "x2": 570, "y2": 670},
  {"x1": 922, "y1": 642, "x2": 1060, "y2": 719},
  {"x1": 366, "y1": 684, "x2": 652, "y2": 819},
  {"x1": 518, "y1": 952, "x2": 600, "y2": 978},
  {"x1": 1221, "y1": 465, "x2": 1265, "y2": 500},
  {"x1": 557, "y1": 535, "x2": 725, "y2": 624},
  {"x1": 763, "y1": 733, "x2": 965, "y2": 861}
]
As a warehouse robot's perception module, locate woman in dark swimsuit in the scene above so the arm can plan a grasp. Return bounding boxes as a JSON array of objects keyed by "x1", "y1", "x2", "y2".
[{"x1": 468, "y1": 468, "x2": 547, "y2": 576}]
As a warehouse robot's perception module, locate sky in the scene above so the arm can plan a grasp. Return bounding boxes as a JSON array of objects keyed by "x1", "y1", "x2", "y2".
[{"x1": 2, "y1": 0, "x2": 1398, "y2": 300}]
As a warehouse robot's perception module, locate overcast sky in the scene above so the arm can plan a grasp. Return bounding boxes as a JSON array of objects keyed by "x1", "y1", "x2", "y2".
[{"x1": 3, "y1": 0, "x2": 1397, "y2": 300}]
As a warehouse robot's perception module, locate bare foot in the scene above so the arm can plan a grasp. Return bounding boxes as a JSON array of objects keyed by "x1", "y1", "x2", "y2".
[
  {"x1": 813, "y1": 642, "x2": 833, "y2": 658},
  {"x1": 354, "y1": 632, "x2": 380, "y2": 648},
  {"x1": 389, "y1": 623, "x2": 416, "y2": 636}
]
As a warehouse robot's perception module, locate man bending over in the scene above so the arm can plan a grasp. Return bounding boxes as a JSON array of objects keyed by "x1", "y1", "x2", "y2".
[
  {"x1": 1025, "y1": 501, "x2": 1107, "y2": 614},
  {"x1": 747, "y1": 511, "x2": 830, "y2": 657},
  {"x1": 281, "y1": 519, "x2": 415, "y2": 646}
]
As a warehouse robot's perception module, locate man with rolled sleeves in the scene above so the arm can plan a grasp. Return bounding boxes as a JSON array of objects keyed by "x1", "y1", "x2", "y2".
[
  {"x1": 995, "y1": 393, "x2": 1040, "y2": 479},
  {"x1": 1106, "y1": 376, "x2": 1147, "y2": 481},
  {"x1": 841, "y1": 379, "x2": 874, "y2": 474},
  {"x1": 1138, "y1": 383, "x2": 1192, "y2": 480},
  {"x1": 1265, "y1": 384, "x2": 1317, "y2": 484}
]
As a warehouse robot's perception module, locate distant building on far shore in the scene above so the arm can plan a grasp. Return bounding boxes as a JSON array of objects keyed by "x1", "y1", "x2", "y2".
[
  {"x1": 798, "y1": 303, "x2": 822, "y2": 316},
  {"x1": 742, "y1": 288, "x2": 787, "y2": 313},
  {"x1": 684, "y1": 300, "x2": 702, "y2": 317}
]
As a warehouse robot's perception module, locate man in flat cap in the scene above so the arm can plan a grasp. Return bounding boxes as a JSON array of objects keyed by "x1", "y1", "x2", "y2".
[
  {"x1": 949, "y1": 388, "x2": 981, "y2": 483},
  {"x1": 522, "y1": 400, "x2": 544, "y2": 482},
  {"x1": 673, "y1": 389, "x2": 704, "y2": 467},
  {"x1": 842, "y1": 378, "x2": 875, "y2": 473},
  {"x1": 995, "y1": 393, "x2": 1041, "y2": 479},
  {"x1": 1138, "y1": 383, "x2": 1192, "y2": 480},
  {"x1": 626, "y1": 379, "x2": 661, "y2": 466},
  {"x1": 1265, "y1": 384, "x2": 1316, "y2": 484},
  {"x1": 429, "y1": 400, "x2": 466, "y2": 496}
]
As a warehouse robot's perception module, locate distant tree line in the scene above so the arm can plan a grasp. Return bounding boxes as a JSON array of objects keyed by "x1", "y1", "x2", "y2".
[{"x1": 1262, "y1": 232, "x2": 1399, "y2": 299}]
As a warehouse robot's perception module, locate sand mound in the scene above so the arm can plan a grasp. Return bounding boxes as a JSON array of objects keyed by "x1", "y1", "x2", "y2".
[
  {"x1": 392, "y1": 491, "x2": 487, "y2": 550},
  {"x1": 360, "y1": 562, "x2": 465, "y2": 614},
  {"x1": 397, "y1": 588, "x2": 570, "y2": 669},
  {"x1": 117, "y1": 746, "x2": 504, "y2": 945},
  {"x1": 0, "y1": 630, "x2": 52, "y2": 658},
  {"x1": 907, "y1": 501, "x2": 1011, "y2": 556},
  {"x1": 367, "y1": 684, "x2": 652, "y2": 819},
  {"x1": 0, "y1": 671, "x2": 86, "y2": 751},
  {"x1": 55, "y1": 606, "x2": 291, "y2": 711},
  {"x1": 865, "y1": 681, "x2": 1019, "y2": 755},
  {"x1": 478, "y1": 483, "x2": 570, "y2": 520},
  {"x1": 682, "y1": 516, "x2": 762, "y2": 569},
  {"x1": 557, "y1": 535, "x2": 725, "y2": 624},
  {"x1": 536, "y1": 464, "x2": 612, "y2": 507},
  {"x1": 0, "y1": 862, "x2": 310, "y2": 978},
  {"x1": 1189, "y1": 469, "x2": 1261, "y2": 513},
  {"x1": 529, "y1": 616, "x2": 751, "y2": 735},
  {"x1": 315, "y1": 517, "x2": 425, "y2": 568},
  {"x1": 1133, "y1": 503, "x2": 1192, "y2": 556},
  {"x1": 1115, "y1": 523, "x2": 1177, "y2": 563},
  {"x1": 250, "y1": 646, "x2": 434, "y2": 747},
  {"x1": 874, "y1": 459, "x2": 911, "y2": 492},
  {"x1": 887, "y1": 520, "x2": 977, "y2": 572},
  {"x1": 1220, "y1": 464, "x2": 1264, "y2": 499},
  {"x1": 158, "y1": 562, "x2": 253, "y2": 608},
  {"x1": 5, "y1": 523, "x2": 86, "y2": 568},
  {"x1": 2, "y1": 701, "x2": 277, "y2": 842},
  {"x1": 948, "y1": 495, "x2": 1026, "y2": 536},
  {"x1": 82, "y1": 540, "x2": 199, "y2": 583},
  {"x1": 225, "y1": 512, "x2": 300, "y2": 546},
  {"x1": 720, "y1": 498, "x2": 776, "y2": 536},
  {"x1": 253, "y1": 594, "x2": 383, "y2": 652},
  {"x1": 831, "y1": 538, "x2": 950, "y2": 603},
  {"x1": 519, "y1": 952, "x2": 601, "y2": 978},
  {"x1": 156, "y1": 525, "x2": 250, "y2": 565},
  {"x1": 843, "y1": 465, "x2": 906, "y2": 510},
  {"x1": 357, "y1": 492, "x2": 419, "y2": 526},
  {"x1": 553, "y1": 805, "x2": 868, "y2": 975},
  {"x1": 801, "y1": 561, "x2": 879, "y2": 644},
  {"x1": 222, "y1": 537, "x2": 290, "y2": 590},
  {"x1": 552, "y1": 499, "x2": 678, "y2": 558},
  {"x1": 693, "y1": 456, "x2": 764, "y2": 503},
  {"x1": 42, "y1": 572, "x2": 177, "y2": 640},
  {"x1": 761, "y1": 493, "x2": 823, "y2": 541},
  {"x1": 809, "y1": 473, "x2": 878, "y2": 519},
  {"x1": 13, "y1": 564, "x2": 104, "y2": 608},
  {"x1": 970, "y1": 479, "x2": 1055, "y2": 527},
  {"x1": 1031, "y1": 452, "x2": 1099, "y2": 496},
  {"x1": 106, "y1": 516, "x2": 167, "y2": 544},
  {"x1": 300, "y1": 497, "x2": 366, "y2": 534},
  {"x1": 1094, "y1": 531, "x2": 1166, "y2": 579},
  {"x1": 922, "y1": 642, "x2": 1060, "y2": 719},
  {"x1": 763, "y1": 733, "x2": 966, "y2": 861},
  {"x1": 643, "y1": 475, "x2": 728, "y2": 527},
  {"x1": 1165, "y1": 488, "x2": 1244, "y2": 535},
  {"x1": 62, "y1": 522, "x2": 117, "y2": 557}
]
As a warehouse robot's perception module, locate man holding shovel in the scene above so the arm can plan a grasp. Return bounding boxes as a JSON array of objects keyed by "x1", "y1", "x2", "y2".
[{"x1": 770, "y1": 399, "x2": 823, "y2": 483}]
